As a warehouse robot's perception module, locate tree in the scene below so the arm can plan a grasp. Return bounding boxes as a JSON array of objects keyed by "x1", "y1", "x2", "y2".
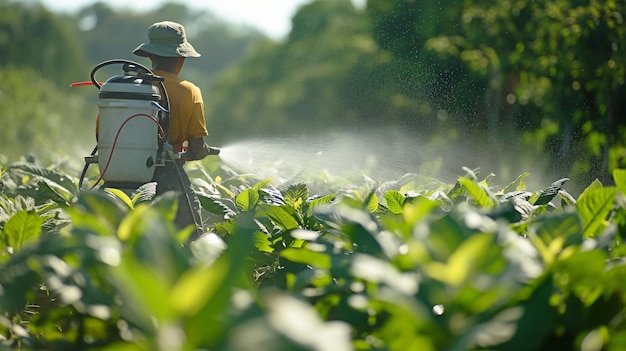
[
  {"x1": 368, "y1": 0, "x2": 626, "y2": 184},
  {"x1": 0, "y1": 0, "x2": 88, "y2": 84},
  {"x1": 75, "y1": 2, "x2": 266, "y2": 85},
  {"x1": 206, "y1": 0, "x2": 416, "y2": 143},
  {"x1": 365, "y1": 0, "x2": 486, "y2": 142}
]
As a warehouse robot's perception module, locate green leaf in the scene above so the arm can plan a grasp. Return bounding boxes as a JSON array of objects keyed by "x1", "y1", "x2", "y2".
[
  {"x1": 385, "y1": 190, "x2": 406, "y2": 214},
  {"x1": 109, "y1": 256, "x2": 173, "y2": 331},
  {"x1": 577, "y1": 186, "x2": 618, "y2": 238},
  {"x1": 459, "y1": 176, "x2": 495, "y2": 209},
  {"x1": 285, "y1": 183, "x2": 309, "y2": 209},
  {"x1": 66, "y1": 190, "x2": 128, "y2": 237},
  {"x1": 131, "y1": 182, "x2": 157, "y2": 205},
  {"x1": 532, "y1": 212, "x2": 582, "y2": 248},
  {"x1": 424, "y1": 232, "x2": 497, "y2": 286},
  {"x1": 316, "y1": 205, "x2": 386, "y2": 256},
  {"x1": 502, "y1": 172, "x2": 529, "y2": 193},
  {"x1": 1, "y1": 210, "x2": 42, "y2": 251},
  {"x1": 105, "y1": 188, "x2": 134, "y2": 209},
  {"x1": 236, "y1": 188, "x2": 259, "y2": 211},
  {"x1": 254, "y1": 231, "x2": 274, "y2": 253},
  {"x1": 260, "y1": 204, "x2": 301, "y2": 230},
  {"x1": 197, "y1": 192, "x2": 236, "y2": 217},
  {"x1": 307, "y1": 193, "x2": 335, "y2": 213},
  {"x1": 170, "y1": 261, "x2": 230, "y2": 317},
  {"x1": 281, "y1": 247, "x2": 330, "y2": 269},
  {"x1": 554, "y1": 250, "x2": 607, "y2": 306},
  {"x1": 528, "y1": 212, "x2": 583, "y2": 265},
  {"x1": 117, "y1": 205, "x2": 150, "y2": 242},
  {"x1": 252, "y1": 178, "x2": 273, "y2": 191},
  {"x1": 365, "y1": 192, "x2": 379, "y2": 212},
  {"x1": 9, "y1": 162, "x2": 77, "y2": 199},
  {"x1": 35, "y1": 179, "x2": 72, "y2": 206}
]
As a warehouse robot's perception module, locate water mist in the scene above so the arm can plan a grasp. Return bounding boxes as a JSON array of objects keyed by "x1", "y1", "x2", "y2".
[{"x1": 213, "y1": 126, "x2": 553, "y2": 192}]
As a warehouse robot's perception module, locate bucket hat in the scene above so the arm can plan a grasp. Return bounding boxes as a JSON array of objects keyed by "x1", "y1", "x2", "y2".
[{"x1": 133, "y1": 21, "x2": 200, "y2": 58}]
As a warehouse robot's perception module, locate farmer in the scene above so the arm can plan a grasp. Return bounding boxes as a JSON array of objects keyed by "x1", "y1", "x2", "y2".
[{"x1": 133, "y1": 21, "x2": 211, "y2": 240}]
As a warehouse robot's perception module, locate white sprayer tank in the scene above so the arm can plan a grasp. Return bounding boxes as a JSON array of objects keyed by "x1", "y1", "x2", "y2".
[{"x1": 97, "y1": 75, "x2": 161, "y2": 183}]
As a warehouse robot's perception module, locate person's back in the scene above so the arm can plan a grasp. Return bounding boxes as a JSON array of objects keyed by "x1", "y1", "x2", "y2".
[{"x1": 150, "y1": 69, "x2": 206, "y2": 153}]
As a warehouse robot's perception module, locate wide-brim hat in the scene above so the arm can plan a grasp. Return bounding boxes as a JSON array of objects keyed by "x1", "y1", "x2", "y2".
[{"x1": 133, "y1": 21, "x2": 200, "y2": 58}]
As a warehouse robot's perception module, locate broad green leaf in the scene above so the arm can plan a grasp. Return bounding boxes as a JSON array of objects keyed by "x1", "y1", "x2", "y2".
[
  {"x1": 66, "y1": 191, "x2": 127, "y2": 237},
  {"x1": 307, "y1": 193, "x2": 335, "y2": 213},
  {"x1": 35, "y1": 180, "x2": 72, "y2": 206},
  {"x1": 183, "y1": 214, "x2": 256, "y2": 347},
  {"x1": 402, "y1": 196, "x2": 441, "y2": 225},
  {"x1": 459, "y1": 176, "x2": 495, "y2": 209},
  {"x1": 285, "y1": 183, "x2": 309, "y2": 209},
  {"x1": 9, "y1": 162, "x2": 78, "y2": 200},
  {"x1": 424, "y1": 232, "x2": 496, "y2": 286},
  {"x1": 280, "y1": 247, "x2": 330, "y2": 269},
  {"x1": 252, "y1": 178, "x2": 273, "y2": 191},
  {"x1": 235, "y1": 188, "x2": 259, "y2": 211},
  {"x1": 577, "y1": 186, "x2": 618, "y2": 238},
  {"x1": 553, "y1": 250, "x2": 607, "y2": 307},
  {"x1": 528, "y1": 212, "x2": 582, "y2": 265},
  {"x1": 260, "y1": 204, "x2": 301, "y2": 230},
  {"x1": 350, "y1": 253, "x2": 418, "y2": 294},
  {"x1": 261, "y1": 290, "x2": 354, "y2": 351},
  {"x1": 197, "y1": 193, "x2": 236, "y2": 217},
  {"x1": 254, "y1": 231, "x2": 274, "y2": 253},
  {"x1": 365, "y1": 192, "x2": 379, "y2": 212},
  {"x1": 385, "y1": 190, "x2": 406, "y2": 214},
  {"x1": 109, "y1": 257, "x2": 174, "y2": 331},
  {"x1": 579, "y1": 179, "x2": 604, "y2": 195},
  {"x1": 105, "y1": 187, "x2": 134, "y2": 209},
  {"x1": 170, "y1": 260, "x2": 229, "y2": 316},
  {"x1": 117, "y1": 205, "x2": 150, "y2": 242},
  {"x1": 316, "y1": 205, "x2": 384, "y2": 256},
  {"x1": 425, "y1": 214, "x2": 478, "y2": 261},
  {"x1": 131, "y1": 182, "x2": 157, "y2": 205},
  {"x1": 1, "y1": 210, "x2": 42, "y2": 251},
  {"x1": 214, "y1": 182, "x2": 235, "y2": 198},
  {"x1": 532, "y1": 212, "x2": 583, "y2": 247}
]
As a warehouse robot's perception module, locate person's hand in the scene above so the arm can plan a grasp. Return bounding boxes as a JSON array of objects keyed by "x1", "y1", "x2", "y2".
[{"x1": 184, "y1": 137, "x2": 210, "y2": 161}]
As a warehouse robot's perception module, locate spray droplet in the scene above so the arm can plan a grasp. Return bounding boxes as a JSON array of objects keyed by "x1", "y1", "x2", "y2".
[{"x1": 432, "y1": 304, "x2": 445, "y2": 316}]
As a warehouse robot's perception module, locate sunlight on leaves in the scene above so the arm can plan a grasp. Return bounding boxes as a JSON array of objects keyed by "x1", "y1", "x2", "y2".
[{"x1": 1, "y1": 209, "x2": 42, "y2": 251}]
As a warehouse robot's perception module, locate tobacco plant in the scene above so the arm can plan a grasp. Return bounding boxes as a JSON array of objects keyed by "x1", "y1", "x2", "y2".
[{"x1": 1, "y1": 159, "x2": 626, "y2": 350}]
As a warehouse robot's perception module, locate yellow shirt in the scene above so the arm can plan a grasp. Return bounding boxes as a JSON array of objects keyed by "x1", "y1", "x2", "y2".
[
  {"x1": 96, "y1": 70, "x2": 208, "y2": 152},
  {"x1": 154, "y1": 70, "x2": 208, "y2": 151}
]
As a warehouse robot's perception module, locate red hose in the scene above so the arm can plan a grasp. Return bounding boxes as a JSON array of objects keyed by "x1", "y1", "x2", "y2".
[
  {"x1": 70, "y1": 81, "x2": 102, "y2": 87},
  {"x1": 90, "y1": 113, "x2": 165, "y2": 189}
]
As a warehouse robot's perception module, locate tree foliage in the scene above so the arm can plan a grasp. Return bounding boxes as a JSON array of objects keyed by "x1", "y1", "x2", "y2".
[
  {"x1": 206, "y1": 0, "x2": 401, "y2": 142},
  {"x1": 0, "y1": 0, "x2": 88, "y2": 84},
  {"x1": 75, "y1": 2, "x2": 266, "y2": 85},
  {"x1": 412, "y1": 0, "x2": 626, "y2": 183}
]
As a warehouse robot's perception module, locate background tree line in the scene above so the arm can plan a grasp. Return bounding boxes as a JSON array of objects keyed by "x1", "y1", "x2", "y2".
[{"x1": 0, "y1": 0, "x2": 624, "y2": 191}]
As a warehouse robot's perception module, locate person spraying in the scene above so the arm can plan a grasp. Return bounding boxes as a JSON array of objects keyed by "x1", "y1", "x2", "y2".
[{"x1": 92, "y1": 21, "x2": 218, "y2": 240}]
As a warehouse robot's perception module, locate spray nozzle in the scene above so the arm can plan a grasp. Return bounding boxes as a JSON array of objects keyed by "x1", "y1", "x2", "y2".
[
  {"x1": 208, "y1": 146, "x2": 221, "y2": 156},
  {"x1": 175, "y1": 146, "x2": 220, "y2": 161}
]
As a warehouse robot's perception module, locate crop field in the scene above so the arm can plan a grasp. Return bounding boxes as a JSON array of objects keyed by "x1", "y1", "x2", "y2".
[{"x1": 1, "y1": 158, "x2": 626, "y2": 351}]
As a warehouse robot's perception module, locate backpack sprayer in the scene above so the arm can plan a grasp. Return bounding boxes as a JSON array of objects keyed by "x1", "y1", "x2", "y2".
[{"x1": 74, "y1": 59, "x2": 219, "y2": 189}]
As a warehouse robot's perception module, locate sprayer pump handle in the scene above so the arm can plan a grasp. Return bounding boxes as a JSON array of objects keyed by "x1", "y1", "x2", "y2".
[{"x1": 144, "y1": 73, "x2": 164, "y2": 83}]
